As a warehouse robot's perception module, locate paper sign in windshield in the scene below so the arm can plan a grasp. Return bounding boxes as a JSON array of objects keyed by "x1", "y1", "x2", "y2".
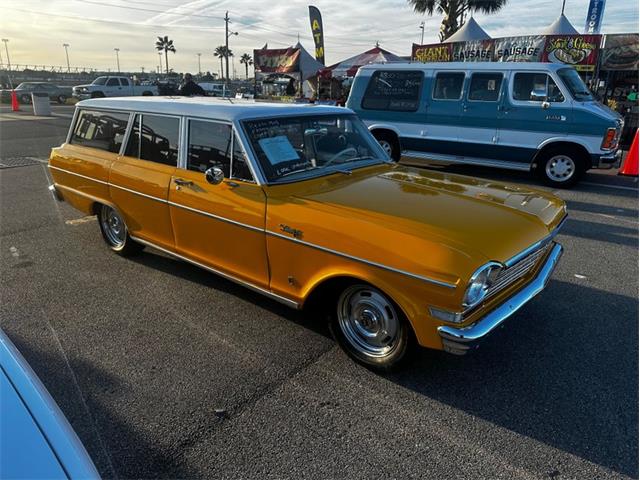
[{"x1": 258, "y1": 136, "x2": 299, "y2": 165}]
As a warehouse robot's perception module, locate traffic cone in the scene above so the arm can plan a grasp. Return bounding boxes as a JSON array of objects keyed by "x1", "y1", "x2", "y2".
[
  {"x1": 619, "y1": 130, "x2": 639, "y2": 177},
  {"x1": 10, "y1": 89, "x2": 19, "y2": 111}
]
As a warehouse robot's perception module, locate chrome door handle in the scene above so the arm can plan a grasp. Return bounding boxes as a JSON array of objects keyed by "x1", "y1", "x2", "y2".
[{"x1": 174, "y1": 178, "x2": 193, "y2": 186}]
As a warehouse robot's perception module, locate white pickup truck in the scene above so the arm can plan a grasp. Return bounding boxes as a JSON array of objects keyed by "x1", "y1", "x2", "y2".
[{"x1": 72, "y1": 76, "x2": 158, "y2": 99}]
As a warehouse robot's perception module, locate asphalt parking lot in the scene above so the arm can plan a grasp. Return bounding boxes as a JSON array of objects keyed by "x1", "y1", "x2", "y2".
[{"x1": 1, "y1": 104, "x2": 638, "y2": 479}]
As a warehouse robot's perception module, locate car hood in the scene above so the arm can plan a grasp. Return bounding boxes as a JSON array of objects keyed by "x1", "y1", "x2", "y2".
[{"x1": 266, "y1": 164, "x2": 566, "y2": 287}]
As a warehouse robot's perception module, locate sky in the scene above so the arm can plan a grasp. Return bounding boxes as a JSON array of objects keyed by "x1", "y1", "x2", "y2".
[{"x1": 0, "y1": 0, "x2": 637, "y2": 75}]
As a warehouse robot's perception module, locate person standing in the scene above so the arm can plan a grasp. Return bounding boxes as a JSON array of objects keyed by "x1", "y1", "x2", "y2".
[{"x1": 179, "y1": 73, "x2": 205, "y2": 96}]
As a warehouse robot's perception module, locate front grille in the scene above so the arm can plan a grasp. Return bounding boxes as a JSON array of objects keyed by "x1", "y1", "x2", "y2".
[{"x1": 486, "y1": 243, "x2": 551, "y2": 299}]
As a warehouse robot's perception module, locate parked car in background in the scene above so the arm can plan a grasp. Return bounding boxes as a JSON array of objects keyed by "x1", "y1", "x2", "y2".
[
  {"x1": 72, "y1": 76, "x2": 158, "y2": 100},
  {"x1": 199, "y1": 82, "x2": 230, "y2": 97},
  {"x1": 48, "y1": 97, "x2": 566, "y2": 369},
  {"x1": 0, "y1": 329, "x2": 99, "y2": 479},
  {"x1": 347, "y1": 62, "x2": 623, "y2": 187},
  {"x1": 0, "y1": 82, "x2": 72, "y2": 104}
]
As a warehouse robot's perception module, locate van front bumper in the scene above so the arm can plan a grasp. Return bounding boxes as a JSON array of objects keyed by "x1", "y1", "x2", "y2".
[
  {"x1": 438, "y1": 242, "x2": 563, "y2": 355},
  {"x1": 591, "y1": 150, "x2": 622, "y2": 169}
]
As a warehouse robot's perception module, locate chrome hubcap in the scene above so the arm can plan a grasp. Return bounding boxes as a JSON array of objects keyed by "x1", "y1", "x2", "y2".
[
  {"x1": 337, "y1": 285, "x2": 399, "y2": 358},
  {"x1": 378, "y1": 140, "x2": 393, "y2": 157},
  {"x1": 546, "y1": 155, "x2": 575, "y2": 182},
  {"x1": 101, "y1": 205, "x2": 126, "y2": 247}
]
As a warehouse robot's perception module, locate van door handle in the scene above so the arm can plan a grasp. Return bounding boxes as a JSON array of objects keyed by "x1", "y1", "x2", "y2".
[{"x1": 174, "y1": 178, "x2": 193, "y2": 186}]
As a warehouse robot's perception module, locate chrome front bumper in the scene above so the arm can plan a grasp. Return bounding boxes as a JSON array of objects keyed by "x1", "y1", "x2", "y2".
[
  {"x1": 593, "y1": 150, "x2": 622, "y2": 169},
  {"x1": 438, "y1": 242, "x2": 563, "y2": 355}
]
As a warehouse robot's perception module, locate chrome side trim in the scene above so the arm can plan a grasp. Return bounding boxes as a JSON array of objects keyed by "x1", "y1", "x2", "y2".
[
  {"x1": 129, "y1": 235, "x2": 300, "y2": 309},
  {"x1": 438, "y1": 242, "x2": 563, "y2": 355},
  {"x1": 168, "y1": 201, "x2": 264, "y2": 233},
  {"x1": 48, "y1": 165, "x2": 109, "y2": 185},
  {"x1": 402, "y1": 150, "x2": 532, "y2": 172},
  {"x1": 267, "y1": 230, "x2": 457, "y2": 289},
  {"x1": 504, "y1": 214, "x2": 567, "y2": 268},
  {"x1": 109, "y1": 182, "x2": 168, "y2": 204}
]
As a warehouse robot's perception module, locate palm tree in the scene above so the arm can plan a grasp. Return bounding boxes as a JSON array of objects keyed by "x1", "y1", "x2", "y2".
[
  {"x1": 214, "y1": 46, "x2": 233, "y2": 80},
  {"x1": 155, "y1": 36, "x2": 176, "y2": 74},
  {"x1": 408, "y1": 0, "x2": 508, "y2": 42},
  {"x1": 239, "y1": 53, "x2": 253, "y2": 79}
]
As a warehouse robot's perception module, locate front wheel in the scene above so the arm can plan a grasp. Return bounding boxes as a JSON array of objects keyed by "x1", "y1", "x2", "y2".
[
  {"x1": 97, "y1": 204, "x2": 143, "y2": 256},
  {"x1": 330, "y1": 284, "x2": 410, "y2": 370},
  {"x1": 536, "y1": 149, "x2": 585, "y2": 188}
]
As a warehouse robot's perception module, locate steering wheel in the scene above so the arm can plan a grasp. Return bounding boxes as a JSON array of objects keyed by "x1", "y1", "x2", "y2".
[{"x1": 324, "y1": 147, "x2": 357, "y2": 167}]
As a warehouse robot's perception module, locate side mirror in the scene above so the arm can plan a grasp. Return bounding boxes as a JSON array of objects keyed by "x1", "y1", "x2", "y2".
[
  {"x1": 204, "y1": 166, "x2": 224, "y2": 185},
  {"x1": 530, "y1": 89, "x2": 547, "y2": 102}
]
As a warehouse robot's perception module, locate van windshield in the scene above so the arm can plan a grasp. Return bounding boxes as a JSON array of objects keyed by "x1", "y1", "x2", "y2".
[
  {"x1": 557, "y1": 68, "x2": 593, "y2": 101},
  {"x1": 92, "y1": 77, "x2": 108, "y2": 85},
  {"x1": 242, "y1": 114, "x2": 388, "y2": 184}
]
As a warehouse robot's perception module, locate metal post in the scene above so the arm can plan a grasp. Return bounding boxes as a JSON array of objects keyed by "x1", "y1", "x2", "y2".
[
  {"x1": 225, "y1": 11, "x2": 230, "y2": 82},
  {"x1": 419, "y1": 21, "x2": 425, "y2": 45},
  {"x1": 2, "y1": 39, "x2": 12, "y2": 88},
  {"x1": 63, "y1": 43, "x2": 70, "y2": 73},
  {"x1": 197, "y1": 53, "x2": 202, "y2": 75},
  {"x1": 114, "y1": 48, "x2": 120, "y2": 73}
]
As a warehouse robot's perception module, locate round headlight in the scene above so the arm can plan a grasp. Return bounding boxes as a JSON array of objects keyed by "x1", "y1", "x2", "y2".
[{"x1": 463, "y1": 262, "x2": 502, "y2": 308}]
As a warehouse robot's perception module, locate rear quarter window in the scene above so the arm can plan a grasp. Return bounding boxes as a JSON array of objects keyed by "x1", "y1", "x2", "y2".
[
  {"x1": 361, "y1": 70, "x2": 423, "y2": 112},
  {"x1": 69, "y1": 109, "x2": 130, "y2": 153}
]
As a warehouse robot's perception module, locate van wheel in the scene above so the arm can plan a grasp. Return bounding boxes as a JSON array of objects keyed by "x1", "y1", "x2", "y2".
[
  {"x1": 91, "y1": 91, "x2": 105, "y2": 98},
  {"x1": 372, "y1": 131, "x2": 400, "y2": 162},
  {"x1": 536, "y1": 147, "x2": 585, "y2": 188},
  {"x1": 97, "y1": 205, "x2": 143, "y2": 256},
  {"x1": 329, "y1": 283, "x2": 411, "y2": 370}
]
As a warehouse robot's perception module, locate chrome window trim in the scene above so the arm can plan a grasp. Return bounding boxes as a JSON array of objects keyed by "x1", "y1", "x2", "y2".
[
  {"x1": 66, "y1": 107, "x2": 80, "y2": 144},
  {"x1": 233, "y1": 120, "x2": 266, "y2": 185},
  {"x1": 128, "y1": 234, "x2": 300, "y2": 309},
  {"x1": 509, "y1": 71, "x2": 570, "y2": 106},
  {"x1": 118, "y1": 112, "x2": 136, "y2": 156},
  {"x1": 466, "y1": 72, "x2": 504, "y2": 103},
  {"x1": 432, "y1": 71, "x2": 467, "y2": 102}
]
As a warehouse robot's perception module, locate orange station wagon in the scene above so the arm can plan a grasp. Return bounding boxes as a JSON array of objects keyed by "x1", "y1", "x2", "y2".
[{"x1": 48, "y1": 97, "x2": 566, "y2": 369}]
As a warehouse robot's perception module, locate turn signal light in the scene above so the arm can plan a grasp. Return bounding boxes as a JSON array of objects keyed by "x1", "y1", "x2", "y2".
[{"x1": 601, "y1": 128, "x2": 618, "y2": 150}]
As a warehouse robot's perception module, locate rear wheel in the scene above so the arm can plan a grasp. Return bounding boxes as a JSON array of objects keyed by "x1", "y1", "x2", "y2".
[
  {"x1": 97, "y1": 205, "x2": 143, "y2": 256},
  {"x1": 536, "y1": 147, "x2": 585, "y2": 188},
  {"x1": 372, "y1": 130, "x2": 400, "y2": 162},
  {"x1": 330, "y1": 283, "x2": 410, "y2": 370}
]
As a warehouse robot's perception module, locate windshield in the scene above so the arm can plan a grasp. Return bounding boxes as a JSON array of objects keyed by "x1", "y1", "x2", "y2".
[
  {"x1": 92, "y1": 77, "x2": 108, "y2": 85},
  {"x1": 242, "y1": 114, "x2": 388, "y2": 183},
  {"x1": 557, "y1": 68, "x2": 593, "y2": 101}
]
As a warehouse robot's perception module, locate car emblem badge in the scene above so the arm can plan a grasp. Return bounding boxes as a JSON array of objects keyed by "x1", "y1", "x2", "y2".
[{"x1": 280, "y1": 224, "x2": 303, "y2": 239}]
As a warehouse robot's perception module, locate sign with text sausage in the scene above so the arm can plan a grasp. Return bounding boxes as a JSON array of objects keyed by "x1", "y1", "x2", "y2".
[
  {"x1": 494, "y1": 36, "x2": 545, "y2": 62},
  {"x1": 451, "y1": 39, "x2": 494, "y2": 62}
]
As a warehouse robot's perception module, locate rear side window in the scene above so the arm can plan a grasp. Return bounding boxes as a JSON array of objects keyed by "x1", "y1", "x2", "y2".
[
  {"x1": 70, "y1": 109, "x2": 130, "y2": 153},
  {"x1": 106, "y1": 78, "x2": 120, "y2": 86},
  {"x1": 120, "y1": 78, "x2": 130, "y2": 86},
  {"x1": 433, "y1": 72, "x2": 465, "y2": 100},
  {"x1": 361, "y1": 70, "x2": 423, "y2": 111},
  {"x1": 187, "y1": 120, "x2": 232, "y2": 176},
  {"x1": 125, "y1": 114, "x2": 179, "y2": 166},
  {"x1": 512, "y1": 73, "x2": 565, "y2": 102},
  {"x1": 468, "y1": 73, "x2": 503, "y2": 101}
]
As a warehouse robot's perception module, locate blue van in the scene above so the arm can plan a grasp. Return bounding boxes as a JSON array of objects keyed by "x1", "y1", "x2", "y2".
[{"x1": 346, "y1": 62, "x2": 623, "y2": 187}]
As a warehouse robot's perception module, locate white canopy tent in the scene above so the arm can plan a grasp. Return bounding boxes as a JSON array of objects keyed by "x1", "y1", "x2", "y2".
[
  {"x1": 541, "y1": 13, "x2": 579, "y2": 35},
  {"x1": 443, "y1": 17, "x2": 491, "y2": 43}
]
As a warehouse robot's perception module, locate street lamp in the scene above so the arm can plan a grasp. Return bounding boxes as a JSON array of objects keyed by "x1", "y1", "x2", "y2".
[
  {"x1": 114, "y1": 48, "x2": 120, "y2": 73},
  {"x1": 158, "y1": 52, "x2": 162, "y2": 74},
  {"x1": 63, "y1": 43, "x2": 70, "y2": 72},
  {"x1": 224, "y1": 11, "x2": 238, "y2": 82},
  {"x1": 2, "y1": 39, "x2": 11, "y2": 71},
  {"x1": 419, "y1": 21, "x2": 425, "y2": 45},
  {"x1": 197, "y1": 53, "x2": 202, "y2": 76}
]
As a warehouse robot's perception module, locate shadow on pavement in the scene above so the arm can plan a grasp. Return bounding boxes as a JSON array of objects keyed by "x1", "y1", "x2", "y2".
[{"x1": 562, "y1": 217, "x2": 638, "y2": 247}]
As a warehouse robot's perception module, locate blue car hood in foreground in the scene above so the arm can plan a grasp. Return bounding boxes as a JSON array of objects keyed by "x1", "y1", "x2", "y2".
[{"x1": 0, "y1": 330, "x2": 99, "y2": 479}]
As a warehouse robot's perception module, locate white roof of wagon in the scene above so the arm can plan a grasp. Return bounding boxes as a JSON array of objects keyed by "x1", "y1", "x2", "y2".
[{"x1": 76, "y1": 96, "x2": 349, "y2": 121}]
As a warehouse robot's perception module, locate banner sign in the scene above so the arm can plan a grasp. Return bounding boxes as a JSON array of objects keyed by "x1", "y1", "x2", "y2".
[
  {"x1": 308, "y1": 6, "x2": 325, "y2": 65},
  {"x1": 451, "y1": 39, "x2": 494, "y2": 62},
  {"x1": 600, "y1": 33, "x2": 639, "y2": 71},
  {"x1": 412, "y1": 43, "x2": 452, "y2": 62},
  {"x1": 494, "y1": 35, "x2": 545, "y2": 62},
  {"x1": 253, "y1": 48, "x2": 301, "y2": 74},
  {"x1": 585, "y1": 0, "x2": 606, "y2": 34},
  {"x1": 542, "y1": 35, "x2": 601, "y2": 71}
]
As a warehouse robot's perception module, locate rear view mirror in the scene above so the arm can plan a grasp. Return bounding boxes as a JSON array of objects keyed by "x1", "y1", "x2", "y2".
[
  {"x1": 205, "y1": 167, "x2": 224, "y2": 185},
  {"x1": 530, "y1": 89, "x2": 547, "y2": 102}
]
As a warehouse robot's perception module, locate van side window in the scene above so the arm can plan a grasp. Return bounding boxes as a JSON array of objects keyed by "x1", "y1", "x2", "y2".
[
  {"x1": 106, "y1": 78, "x2": 120, "y2": 87},
  {"x1": 70, "y1": 109, "x2": 130, "y2": 153},
  {"x1": 513, "y1": 73, "x2": 565, "y2": 102},
  {"x1": 433, "y1": 72, "x2": 465, "y2": 100},
  {"x1": 232, "y1": 134, "x2": 254, "y2": 181},
  {"x1": 187, "y1": 120, "x2": 232, "y2": 177},
  {"x1": 468, "y1": 73, "x2": 503, "y2": 101},
  {"x1": 125, "y1": 114, "x2": 179, "y2": 166},
  {"x1": 361, "y1": 70, "x2": 422, "y2": 112},
  {"x1": 120, "y1": 78, "x2": 130, "y2": 86}
]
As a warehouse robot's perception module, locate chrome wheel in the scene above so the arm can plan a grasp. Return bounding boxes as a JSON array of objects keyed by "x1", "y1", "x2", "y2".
[
  {"x1": 337, "y1": 285, "x2": 399, "y2": 359},
  {"x1": 545, "y1": 155, "x2": 576, "y2": 182},
  {"x1": 378, "y1": 139, "x2": 393, "y2": 158},
  {"x1": 100, "y1": 205, "x2": 126, "y2": 248}
]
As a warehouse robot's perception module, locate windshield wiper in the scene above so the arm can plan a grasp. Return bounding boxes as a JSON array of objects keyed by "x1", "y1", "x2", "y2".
[{"x1": 279, "y1": 166, "x2": 319, "y2": 178}]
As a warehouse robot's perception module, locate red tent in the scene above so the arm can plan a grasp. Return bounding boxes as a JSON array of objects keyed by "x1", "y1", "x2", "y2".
[{"x1": 319, "y1": 46, "x2": 404, "y2": 78}]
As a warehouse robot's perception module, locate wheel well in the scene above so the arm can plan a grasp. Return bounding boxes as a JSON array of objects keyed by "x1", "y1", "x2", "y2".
[
  {"x1": 142, "y1": 91, "x2": 153, "y2": 96},
  {"x1": 534, "y1": 142, "x2": 591, "y2": 171},
  {"x1": 370, "y1": 128, "x2": 399, "y2": 144}
]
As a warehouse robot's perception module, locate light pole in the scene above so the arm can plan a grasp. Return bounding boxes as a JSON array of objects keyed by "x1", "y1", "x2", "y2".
[
  {"x1": 2, "y1": 39, "x2": 11, "y2": 71},
  {"x1": 63, "y1": 43, "x2": 70, "y2": 72},
  {"x1": 114, "y1": 48, "x2": 120, "y2": 73},
  {"x1": 158, "y1": 52, "x2": 162, "y2": 75},
  {"x1": 224, "y1": 11, "x2": 238, "y2": 82},
  {"x1": 419, "y1": 21, "x2": 425, "y2": 45},
  {"x1": 197, "y1": 53, "x2": 202, "y2": 76}
]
